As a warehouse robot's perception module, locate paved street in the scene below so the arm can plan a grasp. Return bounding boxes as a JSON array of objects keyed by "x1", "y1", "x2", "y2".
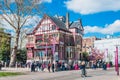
[{"x1": 0, "y1": 68, "x2": 120, "y2": 80}]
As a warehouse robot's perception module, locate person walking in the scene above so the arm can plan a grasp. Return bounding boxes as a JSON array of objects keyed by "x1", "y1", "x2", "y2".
[
  {"x1": 31, "y1": 61, "x2": 35, "y2": 72},
  {"x1": 52, "y1": 63, "x2": 55, "y2": 72},
  {"x1": 80, "y1": 61, "x2": 87, "y2": 77},
  {"x1": 41, "y1": 62, "x2": 45, "y2": 71},
  {"x1": 48, "y1": 62, "x2": 51, "y2": 72},
  {"x1": 103, "y1": 62, "x2": 107, "y2": 70}
]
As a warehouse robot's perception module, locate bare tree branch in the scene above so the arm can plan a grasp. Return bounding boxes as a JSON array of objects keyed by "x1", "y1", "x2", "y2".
[
  {"x1": 4, "y1": 0, "x2": 18, "y2": 21},
  {"x1": 0, "y1": 0, "x2": 45, "y2": 67},
  {"x1": 20, "y1": 16, "x2": 31, "y2": 29},
  {"x1": 2, "y1": 10, "x2": 14, "y2": 25},
  {"x1": 0, "y1": 14, "x2": 17, "y2": 29}
]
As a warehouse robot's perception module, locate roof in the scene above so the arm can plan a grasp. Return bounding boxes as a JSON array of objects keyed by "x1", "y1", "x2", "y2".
[
  {"x1": 49, "y1": 16, "x2": 68, "y2": 31},
  {"x1": 27, "y1": 14, "x2": 74, "y2": 34},
  {"x1": 70, "y1": 20, "x2": 83, "y2": 29}
]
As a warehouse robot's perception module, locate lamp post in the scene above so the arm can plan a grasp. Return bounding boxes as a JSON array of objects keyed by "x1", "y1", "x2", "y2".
[{"x1": 115, "y1": 46, "x2": 119, "y2": 75}]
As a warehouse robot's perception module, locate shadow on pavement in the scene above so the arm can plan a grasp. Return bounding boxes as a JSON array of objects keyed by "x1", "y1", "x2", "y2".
[{"x1": 86, "y1": 75, "x2": 92, "y2": 77}]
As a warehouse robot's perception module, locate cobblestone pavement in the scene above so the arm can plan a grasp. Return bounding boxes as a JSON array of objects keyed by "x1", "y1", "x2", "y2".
[{"x1": 0, "y1": 67, "x2": 120, "y2": 80}]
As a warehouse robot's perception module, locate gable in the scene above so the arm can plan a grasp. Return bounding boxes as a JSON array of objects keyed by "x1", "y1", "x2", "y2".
[
  {"x1": 34, "y1": 15, "x2": 57, "y2": 35},
  {"x1": 49, "y1": 16, "x2": 67, "y2": 30},
  {"x1": 70, "y1": 19, "x2": 83, "y2": 30}
]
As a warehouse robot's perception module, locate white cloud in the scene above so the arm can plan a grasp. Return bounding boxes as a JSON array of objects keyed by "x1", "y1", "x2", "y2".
[
  {"x1": 0, "y1": 14, "x2": 41, "y2": 35},
  {"x1": 65, "y1": 0, "x2": 120, "y2": 15},
  {"x1": 42, "y1": 0, "x2": 52, "y2": 3},
  {"x1": 84, "y1": 20, "x2": 120, "y2": 34}
]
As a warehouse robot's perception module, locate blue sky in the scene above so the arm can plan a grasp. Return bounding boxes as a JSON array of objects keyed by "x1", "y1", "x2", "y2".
[
  {"x1": 0, "y1": 0, "x2": 120, "y2": 38},
  {"x1": 43, "y1": 0, "x2": 120, "y2": 38}
]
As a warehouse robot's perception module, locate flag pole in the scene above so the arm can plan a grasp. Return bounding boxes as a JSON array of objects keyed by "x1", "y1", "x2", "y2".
[{"x1": 115, "y1": 46, "x2": 119, "y2": 75}]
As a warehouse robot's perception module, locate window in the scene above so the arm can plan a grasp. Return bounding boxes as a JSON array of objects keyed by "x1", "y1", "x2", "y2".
[
  {"x1": 36, "y1": 39, "x2": 43, "y2": 43},
  {"x1": 36, "y1": 35, "x2": 42, "y2": 39},
  {"x1": 52, "y1": 33, "x2": 58, "y2": 37},
  {"x1": 52, "y1": 25, "x2": 56, "y2": 30}
]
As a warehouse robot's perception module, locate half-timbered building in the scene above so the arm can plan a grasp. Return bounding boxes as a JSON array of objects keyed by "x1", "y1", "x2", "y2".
[{"x1": 26, "y1": 13, "x2": 84, "y2": 63}]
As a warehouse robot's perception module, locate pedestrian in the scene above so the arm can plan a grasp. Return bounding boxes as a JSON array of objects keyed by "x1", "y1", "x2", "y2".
[
  {"x1": 0, "y1": 61, "x2": 2, "y2": 70},
  {"x1": 48, "y1": 62, "x2": 51, "y2": 72},
  {"x1": 93, "y1": 61, "x2": 97, "y2": 69},
  {"x1": 55, "y1": 62, "x2": 58, "y2": 71},
  {"x1": 103, "y1": 62, "x2": 107, "y2": 70},
  {"x1": 80, "y1": 61, "x2": 87, "y2": 77},
  {"x1": 107, "y1": 62, "x2": 110, "y2": 68},
  {"x1": 31, "y1": 61, "x2": 35, "y2": 72},
  {"x1": 61, "y1": 62, "x2": 65, "y2": 71},
  {"x1": 64, "y1": 63, "x2": 68, "y2": 70},
  {"x1": 74, "y1": 63, "x2": 79, "y2": 70},
  {"x1": 41, "y1": 62, "x2": 45, "y2": 71},
  {"x1": 36, "y1": 62, "x2": 41, "y2": 71},
  {"x1": 52, "y1": 63, "x2": 55, "y2": 72}
]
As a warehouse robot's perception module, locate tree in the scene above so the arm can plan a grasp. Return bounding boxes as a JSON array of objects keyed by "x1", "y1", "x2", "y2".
[
  {"x1": 19, "y1": 28, "x2": 29, "y2": 49},
  {"x1": 0, "y1": 0, "x2": 44, "y2": 67},
  {"x1": 16, "y1": 48, "x2": 27, "y2": 64},
  {"x1": 0, "y1": 28, "x2": 10, "y2": 62},
  {"x1": 82, "y1": 52, "x2": 89, "y2": 61},
  {"x1": 89, "y1": 48, "x2": 104, "y2": 61}
]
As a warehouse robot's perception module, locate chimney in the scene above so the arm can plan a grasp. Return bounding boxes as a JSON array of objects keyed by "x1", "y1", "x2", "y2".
[{"x1": 66, "y1": 12, "x2": 69, "y2": 29}]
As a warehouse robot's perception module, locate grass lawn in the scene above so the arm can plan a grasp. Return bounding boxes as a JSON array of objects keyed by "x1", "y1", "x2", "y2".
[{"x1": 0, "y1": 72, "x2": 25, "y2": 77}]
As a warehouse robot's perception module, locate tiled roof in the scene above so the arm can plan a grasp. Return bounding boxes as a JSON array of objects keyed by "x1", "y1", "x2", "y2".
[
  {"x1": 49, "y1": 16, "x2": 68, "y2": 30},
  {"x1": 70, "y1": 21, "x2": 83, "y2": 29}
]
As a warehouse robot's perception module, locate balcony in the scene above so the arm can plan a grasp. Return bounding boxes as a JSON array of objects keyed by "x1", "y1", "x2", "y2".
[{"x1": 26, "y1": 43, "x2": 34, "y2": 48}]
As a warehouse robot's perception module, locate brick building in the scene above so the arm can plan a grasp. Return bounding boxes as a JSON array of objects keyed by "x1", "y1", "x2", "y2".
[
  {"x1": 26, "y1": 13, "x2": 84, "y2": 63},
  {"x1": 82, "y1": 37, "x2": 100, "y2": 54}
]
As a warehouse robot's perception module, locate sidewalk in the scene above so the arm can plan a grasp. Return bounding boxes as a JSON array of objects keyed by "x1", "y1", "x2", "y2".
[
  {"x1": 76, "y1": 69, "x2": 120, "y2": 80},
  {"x1": 0, "y1": 68, "x2": 77, "y2": 80},
  {"x1": 0, "y1": 68, "x2": 120, "y2": 80}
]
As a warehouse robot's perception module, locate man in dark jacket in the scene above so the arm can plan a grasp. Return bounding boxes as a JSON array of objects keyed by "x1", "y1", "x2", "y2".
[
  {"x1": 80, "y1": 61, "x2": 87, "y2": 77},
  {"x1": 52, "y1": 63, "x2": 55, "y2": 72}
]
